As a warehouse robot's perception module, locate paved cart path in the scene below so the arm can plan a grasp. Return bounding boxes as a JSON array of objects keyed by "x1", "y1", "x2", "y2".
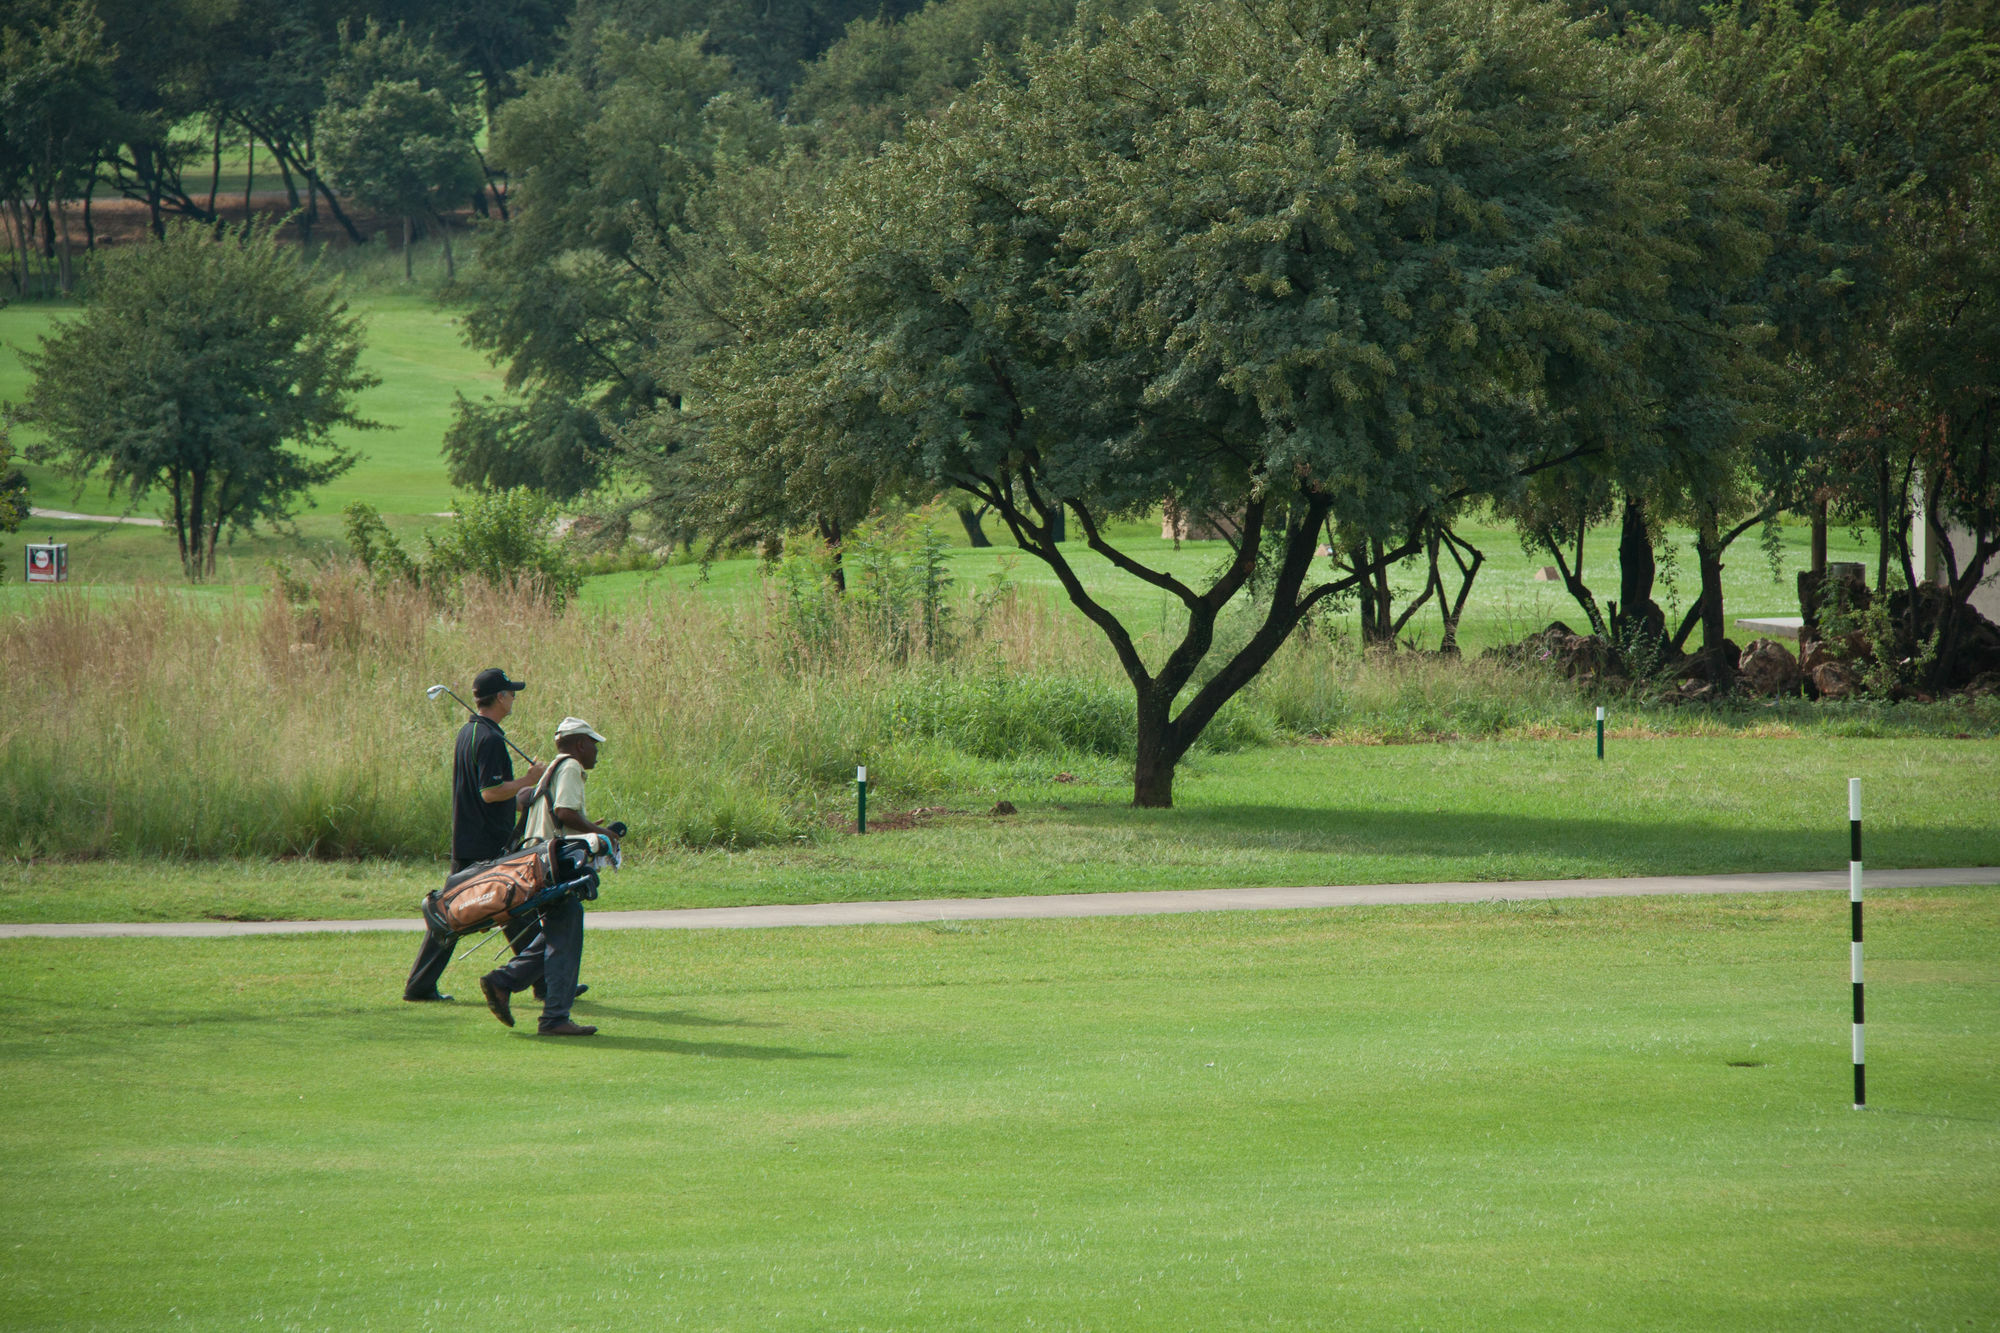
[{"x1": 3, "y1": 866, "x2": 1996, "y2": 939}]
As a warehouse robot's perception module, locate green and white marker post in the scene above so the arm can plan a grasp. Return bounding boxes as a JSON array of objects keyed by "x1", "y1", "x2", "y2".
[
  {"x1": 856, "y1": 765, "x2": 868, "y2": 835},
  {"x1": 1596, "y1": 705, "x2": 1605, "y2": 760}
]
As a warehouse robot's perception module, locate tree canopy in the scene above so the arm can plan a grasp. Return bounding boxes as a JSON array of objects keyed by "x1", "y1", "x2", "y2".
[
  {"x1": 684, "y1": 0, "x2": 1779, "y2": 803},
  {"x1": 17, "y1": 223, "x2": 378, "y2": 579}
]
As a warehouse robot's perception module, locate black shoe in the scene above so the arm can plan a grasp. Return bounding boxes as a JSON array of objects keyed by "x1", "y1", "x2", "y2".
[
  {"x1": 404, "y1": 991, "x2": 453, "y2": 1003},
  {"x1": 575, "y1": 984, "x2": 589, "y2": 999},
  {"x1": 479, "y1": 974, "x2": 515, "y2": 1028},
  {"x1": 539, "y1": 1019, "x2": 597, "y2": 1036}
]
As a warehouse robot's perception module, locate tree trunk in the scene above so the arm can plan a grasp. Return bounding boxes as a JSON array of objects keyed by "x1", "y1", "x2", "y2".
[
  {"x1": 403, "y1": 215, "x2": 414, "y2": 281},
  {"x1": 6, "y1": 200, "x2": 29, "y2": 297},
  {"x1": 1695, "y1": 515, "x2": 1729, "y2": 655},
  {"x1": 955, "y1": 503, "x2": 992, "y2": 548},
  {"x1": 1435, "y1": 529, "x2": 1483, "y2": 657},
  {"x1": 1810, "y1": 493, "x2": 1828, "y2": 575},
  {"x1": 206, "y1": 120, "x2": 223, "y2": 219},
  {"x1": 52, "y1": 189, "x2": 73, "y2": 295},
  {"x1": 182, "y1": 468, "x2": 207, "y2": 581},
  {"x1": 1610, "y1": 496, "x2": 1665, "y2": 660},
  {"x1": 1133, "y1": 725, "x2": 1176, "y2": 808},
  {"x1": 272, "y1": 146, "x2": 302, "y2": 238},
  {"x1": 243, "y1": 133, "x2": 255, "y2": 218},
  {"x1": 306, "y1": 166, "x2": 365, "y2": 244},
  {"x1": 81, "y1": 173, "x2": 94, "y2": 250},
  {"x1": 1875, "y1": 455, "x2": 1893, "y2": 596},
  {"x1": 435, "y1": 213, "x2": 455, "y2": 279},
  {"x1": 817, "y1": 514, "x2": 846, "y2": 593}
]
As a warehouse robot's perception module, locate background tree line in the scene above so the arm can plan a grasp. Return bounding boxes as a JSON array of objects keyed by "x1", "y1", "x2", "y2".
[{"x1": 9, "y1": 0, "x2": 1997, "y2": 806}]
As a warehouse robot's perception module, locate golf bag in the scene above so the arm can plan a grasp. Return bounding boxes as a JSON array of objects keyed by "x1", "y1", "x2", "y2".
[{"x1": 423, "y1": 836, "x2": 601, "y2": 941}]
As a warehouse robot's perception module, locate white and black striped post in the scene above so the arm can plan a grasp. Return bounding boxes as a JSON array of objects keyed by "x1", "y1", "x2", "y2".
[
  {"x1": 1850, "y1": 777, "x2": 1865, "y2": 1109},
  {"x1": 856, "y1": 765, "x2": 868, "y2": 835}
]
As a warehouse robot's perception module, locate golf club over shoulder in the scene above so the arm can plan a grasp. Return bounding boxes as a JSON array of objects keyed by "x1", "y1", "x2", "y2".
[{"x1": 427, "y1": 684, "x2": 536, "y2": 765}]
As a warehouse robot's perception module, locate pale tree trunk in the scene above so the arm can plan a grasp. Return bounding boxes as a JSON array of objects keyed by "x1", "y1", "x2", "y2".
[
  {"x1": 403, "y1": 215, "x2": 414, "y2": 281},
  {"x1": 432, "y1": 211, "x2": 455, "y2": 279}
]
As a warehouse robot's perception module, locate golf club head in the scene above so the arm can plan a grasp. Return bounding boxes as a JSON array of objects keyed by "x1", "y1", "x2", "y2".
[{"x1": 426, "y1": 685, "x2": 448, "y2": 700}]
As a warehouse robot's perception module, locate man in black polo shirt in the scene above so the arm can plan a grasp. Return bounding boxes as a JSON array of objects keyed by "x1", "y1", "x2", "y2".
[{"x1": 402, "y1": 667, "x2": 547, "y2": 1002}]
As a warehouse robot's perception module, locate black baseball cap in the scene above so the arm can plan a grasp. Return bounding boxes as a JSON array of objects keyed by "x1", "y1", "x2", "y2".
[{"x1": 472, "y1": 667, "x2": 526, "y2": 697}]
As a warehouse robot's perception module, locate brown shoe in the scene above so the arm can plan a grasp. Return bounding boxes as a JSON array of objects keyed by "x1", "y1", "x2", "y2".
[
  {"x1": 479, "y1": 974, "x2": 515, "y2": 1028},
  {"x1": 538, "y1": 1019, "x2": 597, "y2": 1037}
]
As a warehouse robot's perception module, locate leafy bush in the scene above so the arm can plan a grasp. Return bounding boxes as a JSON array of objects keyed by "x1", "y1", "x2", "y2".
[
  {"x1": 769, "y1": 513, "x2": 1012, "y2": 668},
  {"x1": 343, "y1": 491, "x2": 584, "y2": 608},
  {"x1": 423, "y1": 489, "x2": 584, "y2": 607}
]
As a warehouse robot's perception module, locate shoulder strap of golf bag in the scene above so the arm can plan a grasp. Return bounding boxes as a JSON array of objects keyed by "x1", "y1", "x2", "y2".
[{"x1": 510, "y1": 753, "x2": 579, "y2": 853}]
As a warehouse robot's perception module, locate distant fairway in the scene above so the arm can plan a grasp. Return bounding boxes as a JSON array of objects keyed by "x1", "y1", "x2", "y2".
[
  {"x1": 0, "y1": 282, "x2": 496, "y2": 583},
  {"x1": 1, "y1": 279, "x2": 1875, "y2": 647}
]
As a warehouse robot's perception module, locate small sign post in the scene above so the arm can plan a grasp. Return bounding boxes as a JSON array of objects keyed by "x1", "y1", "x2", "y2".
[{"x1": 24, "y1": 543, "x2": 67, "y2": 584}]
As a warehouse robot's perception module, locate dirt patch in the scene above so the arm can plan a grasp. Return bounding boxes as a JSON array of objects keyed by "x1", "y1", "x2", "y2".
[{"x1": 825, "y1": 806, "x2": 966, "y2": 835}]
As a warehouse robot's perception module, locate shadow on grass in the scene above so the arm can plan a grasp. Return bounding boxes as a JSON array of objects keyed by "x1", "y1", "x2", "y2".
[
  {"x1": 1052, "y1": 803, "x2": 1993, "y2": 874},
  {"x1": 519, "y1": 1031, "x2": 845, "y2": 1060},
  {"x1": 572, "y1": 1004, "x2": 779, "y2": 1029}
]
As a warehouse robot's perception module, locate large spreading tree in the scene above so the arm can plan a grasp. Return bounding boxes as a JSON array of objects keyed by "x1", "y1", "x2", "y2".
[
  {"x1": 18, "y1": 223, "x2": 377, "y2": 580},
  {"x1": 686, "y1": 0, "x2": 1775, "y2": 805}
]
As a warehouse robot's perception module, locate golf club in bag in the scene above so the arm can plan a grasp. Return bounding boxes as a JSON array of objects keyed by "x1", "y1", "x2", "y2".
[{"x1": 424, "y1": 832, "x2": 618, "y2": 944}]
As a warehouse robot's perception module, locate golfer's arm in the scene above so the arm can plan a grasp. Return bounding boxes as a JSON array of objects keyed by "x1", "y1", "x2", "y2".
[
  {"x1": 481, "y1": 775, "x2": 537, "y2": 803},
  {"x1": 555, "y1": 806, "x2": 615, "y2": 838}
]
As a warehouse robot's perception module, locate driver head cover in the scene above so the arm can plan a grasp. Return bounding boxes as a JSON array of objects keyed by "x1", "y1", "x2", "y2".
[{"x1": 555, "y1": 717, "x2": 606, "y2": 743}]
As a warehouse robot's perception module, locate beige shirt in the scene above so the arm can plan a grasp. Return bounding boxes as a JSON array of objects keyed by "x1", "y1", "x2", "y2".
[{"x1": 523, "y1": 756, "x2": 587, "y2": 843}]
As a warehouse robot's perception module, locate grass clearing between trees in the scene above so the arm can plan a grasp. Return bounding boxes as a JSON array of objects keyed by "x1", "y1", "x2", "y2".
[
  {"x1": 2, "y1": 889, "x2": 1994, "y2": 1329},
  {"x1": 5, "y1": 287, "x2": 1882, "y2": 651}
]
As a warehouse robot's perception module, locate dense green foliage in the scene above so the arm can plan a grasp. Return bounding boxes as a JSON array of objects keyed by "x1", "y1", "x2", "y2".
[
  {"x1": 15, "y1": 224, "x2": 376, "y2": 579},
  {"x1": 1693, "y1": 1, "x2": 1999, "y2": 683},
  {"x1": 317, "y1": 21, "x2": 484, "y2": 279},
  {"x1": 688, "y1": 0, "x2": 1780, "y2": 804}
]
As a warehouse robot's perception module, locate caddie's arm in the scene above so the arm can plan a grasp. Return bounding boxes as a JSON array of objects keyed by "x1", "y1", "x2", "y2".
[
  {"x1": 481, "y1": 761, "x2": 548, "y2": 804},
  {"x1": 555, "y1": 805, "x2": 619, "y2": 845}
]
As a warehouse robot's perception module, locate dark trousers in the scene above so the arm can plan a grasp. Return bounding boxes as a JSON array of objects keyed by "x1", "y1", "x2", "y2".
[
  {"x1": 483, "y1": 893, "x2": 584, "y2": 1029},
  {"x1": 402, "y1": 858, "x2": 537, "y2": 1000}
]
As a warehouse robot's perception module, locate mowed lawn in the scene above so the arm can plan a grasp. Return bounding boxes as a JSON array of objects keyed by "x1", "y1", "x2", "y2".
[
  {"x1": 5, "y1": 736, "x2": 1993, "y2": 924},
  {"x1": 2, "y1": 890, "x2": 1995, "y2": 1330}
]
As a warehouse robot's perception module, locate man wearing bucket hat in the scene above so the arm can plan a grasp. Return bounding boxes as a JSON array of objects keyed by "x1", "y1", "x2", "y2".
[
  {"x1": 478, "y1": 715, "x2": 621, "y2": 1037},
  {"x1": 403, "y1": 667, "x2": 547, "y2": 1003}
]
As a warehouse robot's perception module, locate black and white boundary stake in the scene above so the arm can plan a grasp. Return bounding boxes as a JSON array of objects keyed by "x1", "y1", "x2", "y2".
[
  {"x1": 856, "y1": 765, "x2": 868, "y2": 835},
  {"x1": 1850, "y1": 777, "x2": 1865, "y2": 1109}
]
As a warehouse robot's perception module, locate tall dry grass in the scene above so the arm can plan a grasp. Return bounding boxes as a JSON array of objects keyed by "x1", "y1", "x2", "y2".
[
  {"x1": 3, "y1": 566, "x2": 1144, "y2": 858},
  {"x1": 10, "y1": 566, "x2": 1982, "y2": 859}
]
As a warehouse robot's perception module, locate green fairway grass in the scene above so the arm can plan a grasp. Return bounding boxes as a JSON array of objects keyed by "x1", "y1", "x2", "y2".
[
  {"x1": 2, "y1": 889, "x2": 1994, "y2": 1329},
  {"x1": 5, "y1": 736, "x2": 1992, "y2": 923},
  {"x1": 3, "y1": 288, "x2": 1880, "y2": 652}
]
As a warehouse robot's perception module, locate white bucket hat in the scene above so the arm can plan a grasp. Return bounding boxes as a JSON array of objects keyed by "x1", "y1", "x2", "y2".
[{"x1": 554, "y1": 716, "x2": 606, "y2": 743}]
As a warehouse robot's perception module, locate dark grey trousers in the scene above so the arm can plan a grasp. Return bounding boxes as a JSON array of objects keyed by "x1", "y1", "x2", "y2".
[
  {"x1": 483, "y1": 893, "x2": 584, "y2": 1029},
  {"x1": 403, "y1": 858, "x2": 536, "y2": 1001}
]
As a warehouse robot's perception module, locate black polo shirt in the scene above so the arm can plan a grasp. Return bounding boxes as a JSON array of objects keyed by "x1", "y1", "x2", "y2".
[{"x1": 452, "y1": 716, "x2": 517, "y2": 863}]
